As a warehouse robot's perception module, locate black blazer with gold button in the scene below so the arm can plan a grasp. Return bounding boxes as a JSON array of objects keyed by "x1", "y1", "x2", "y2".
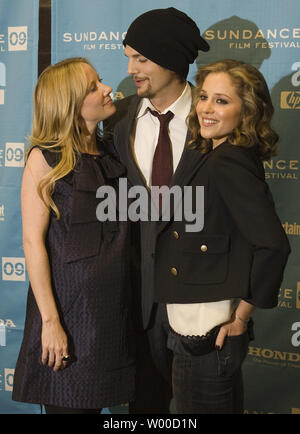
[
  {"x1": 154, "y1": 140, "x2": 291, "y2": 309},
  {"x1": 105, "y1": 94, "x2": 290, "y2": 328}
]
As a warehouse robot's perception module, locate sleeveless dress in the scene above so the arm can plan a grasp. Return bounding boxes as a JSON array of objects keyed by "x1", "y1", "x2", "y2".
[{"x1": 12, "y1": 148, "x2": 135, "y2": 409}]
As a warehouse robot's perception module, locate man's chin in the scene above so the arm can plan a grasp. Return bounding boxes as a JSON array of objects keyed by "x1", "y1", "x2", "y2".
[{"x1": 137, "y1": 87, "x2": 152, "y2": 98}]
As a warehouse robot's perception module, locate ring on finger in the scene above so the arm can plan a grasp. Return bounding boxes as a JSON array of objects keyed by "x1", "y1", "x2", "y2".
[{"x1": 61, "y1": 354, "x2": 70, "y2": 362}]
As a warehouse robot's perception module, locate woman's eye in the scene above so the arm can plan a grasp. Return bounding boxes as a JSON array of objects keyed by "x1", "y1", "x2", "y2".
[
  {"x1": 88, "y1": 81, "x2": 99, "y2": 92},
  {"x1": 216, "y1": 98, "x2": 228, "y2": 104},
  {"x1": 199, "y1": 94, "x2": 207, "y2": 100}
]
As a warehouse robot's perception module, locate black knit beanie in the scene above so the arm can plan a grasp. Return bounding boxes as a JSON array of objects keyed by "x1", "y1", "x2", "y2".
[{"x1": 123, "y1": 7, "x2": 209, "y2": 79}]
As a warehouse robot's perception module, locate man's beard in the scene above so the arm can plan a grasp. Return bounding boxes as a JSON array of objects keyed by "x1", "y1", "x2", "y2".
[
  {"x1": 136, "y1": 80, "x2": 154, "y2": 99},
  {"x1": 138, "y1": 89, "x2": 154, "y2": 99}
]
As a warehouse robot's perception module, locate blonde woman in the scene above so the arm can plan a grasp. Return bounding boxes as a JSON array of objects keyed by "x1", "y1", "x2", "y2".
[{"x1": 12, "y1": 58, "x2": 135, "y2": 414}]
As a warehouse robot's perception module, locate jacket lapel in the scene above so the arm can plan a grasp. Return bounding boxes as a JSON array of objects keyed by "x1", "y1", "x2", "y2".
[
  {"x1": 116, "y1": 95, "x2": 147, "y2": 189},
  {"x1": 170, "y1": 133, "x2": 208, "y2": 189},
  {"x1": 156, "y1": 137, "x2": 209, "y2": 233}
]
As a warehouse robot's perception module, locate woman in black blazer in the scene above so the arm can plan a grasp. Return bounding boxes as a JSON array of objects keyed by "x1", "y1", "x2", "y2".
[{"x1": 155, "y1": 59, "x2": 291, "y2": 413}]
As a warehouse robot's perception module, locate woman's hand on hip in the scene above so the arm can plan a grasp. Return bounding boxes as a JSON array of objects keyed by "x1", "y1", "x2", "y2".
[
  {"x1": 215, "y1": 317, "x2": 247, "y2": 350},
  {"x1": 215, "y1": 301, "x2": 255, "y2": 350}
]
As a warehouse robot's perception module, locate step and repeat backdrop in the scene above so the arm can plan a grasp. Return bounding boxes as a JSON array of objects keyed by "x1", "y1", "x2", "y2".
[
  {"x1": 0, "y1": 0, "x2": 299, "y2": 414},
  {"x1": 0, "y1": 0, "x2": 40, "y2": 414}
]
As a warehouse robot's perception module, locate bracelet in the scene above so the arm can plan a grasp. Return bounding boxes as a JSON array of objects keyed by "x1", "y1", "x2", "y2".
[{"x1": 235, "y1": 313, "x2": 250, "y2": 324}]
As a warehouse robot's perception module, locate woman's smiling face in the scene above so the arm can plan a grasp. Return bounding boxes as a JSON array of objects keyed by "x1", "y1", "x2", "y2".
[{"x1": 196, "y1": 72, "x2": 243, "y2": 149}]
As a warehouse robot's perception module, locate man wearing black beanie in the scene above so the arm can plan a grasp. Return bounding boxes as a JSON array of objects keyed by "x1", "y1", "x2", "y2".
[
  {"x1": 123, "y1": 7, "x2": 209, "y2": 81},
  {"x1": 105, "y1": 7, "x2": 209, "y2": 414}
]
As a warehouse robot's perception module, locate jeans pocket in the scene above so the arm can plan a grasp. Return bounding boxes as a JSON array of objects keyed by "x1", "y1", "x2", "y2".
[{"x1": 217, "y1": 331, "x2": 249, "y2": 377}]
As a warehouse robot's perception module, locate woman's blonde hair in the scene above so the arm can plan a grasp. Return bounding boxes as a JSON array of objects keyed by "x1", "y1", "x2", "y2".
[
  {"x1": 28, "y1": 57, "x2": 96, "y2": 218},
  {"x1": 188, "y1": 59, "x2": 278, "y2": 160}
]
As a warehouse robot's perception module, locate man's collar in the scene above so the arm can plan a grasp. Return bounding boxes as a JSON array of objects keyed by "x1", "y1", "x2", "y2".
[{"x1": 136, "y1": 82, "x2": 192, "y2": 121}]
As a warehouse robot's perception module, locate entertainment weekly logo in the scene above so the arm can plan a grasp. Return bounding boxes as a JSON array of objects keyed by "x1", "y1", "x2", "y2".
[{"x1": 96, "y1": 179, "x2": 204, "y2": 232}]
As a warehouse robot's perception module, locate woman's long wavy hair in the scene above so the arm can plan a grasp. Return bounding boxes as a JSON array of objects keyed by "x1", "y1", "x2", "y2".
[
  {"x1": 27, "y1": 57, "x2": 97, "y2": 218},
  {"x1": 188, "y1": 59, "x2": 278, "y2": 160}
]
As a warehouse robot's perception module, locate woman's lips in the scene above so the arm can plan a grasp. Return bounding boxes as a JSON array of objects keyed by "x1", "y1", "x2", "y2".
[
  {"x1": 201, "y1": 117, "x2": 218, "y2": 126},
  {"x1": 104, "y1": 98, "x2": 113, "y2": 106}
]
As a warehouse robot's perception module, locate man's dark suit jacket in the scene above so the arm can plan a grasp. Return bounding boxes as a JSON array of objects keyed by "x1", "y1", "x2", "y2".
[{"x1": 105, "y1": 94, "x2": 291, "y2": 329}]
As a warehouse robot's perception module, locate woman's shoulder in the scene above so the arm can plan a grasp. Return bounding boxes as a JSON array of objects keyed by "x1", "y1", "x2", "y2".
[
  {"x1": 26, "y1": 146, "x2": 52, "y2": 173},
  {"x1": 22, "y1": 147, "x2": 54, "y2": 188},
  {"x1": 209, "y1": 142, "x2": 264, "y2": 178},
  {"x1": 211, "y1": 142, "x2": 261, "y2": 166},
  {"x1": 27, "y1": 145, "x2": 61, "y2": 169}
]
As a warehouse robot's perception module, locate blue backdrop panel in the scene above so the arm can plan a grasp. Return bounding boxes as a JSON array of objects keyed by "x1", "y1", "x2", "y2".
[
  {"x1": 0, "y1": 0, "x2": 39, "y2": 414},
  {"x1": 51, "y1": 0, "x2": 300, "y2": 414},
  {"x1": 0, "y1": 0, "x2": 293, "y2": 414},
  {"x1": 52, "y1": 0, "x2": 300, "y2": 415}
]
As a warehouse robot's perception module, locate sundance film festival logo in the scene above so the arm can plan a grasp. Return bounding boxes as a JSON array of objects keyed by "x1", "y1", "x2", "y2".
[
  {"x1": 63, "y1": 30, "x2": 126, "y2": 51},
  {"x1": 96, "y1": 179, "x2": 204, "y2": 232},
  {"x1": 264, "y1": 158, "x2": 299, "y2": 181},
  {"x1": 204, "y1": 27, "x2": 300, "y2": 49},
  {"x1": 278, "y1": 284, "x2": 300, "y2": 309}
]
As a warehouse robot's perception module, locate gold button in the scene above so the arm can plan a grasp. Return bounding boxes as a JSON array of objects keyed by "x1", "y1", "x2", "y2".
[
  {"x1": 200, "y1": 244, "x2": 208, "y2": 252},
  {"x1": 173, "y1": 231, "x2": 179, "y2": 239},
  {"x1": 170, "y1": 267, "x2": 178, "y2": 276}
]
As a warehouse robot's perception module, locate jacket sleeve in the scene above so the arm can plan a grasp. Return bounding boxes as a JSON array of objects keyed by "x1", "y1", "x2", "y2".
[{"x1": 211, "y1": 145, "x2": 291, "y2": 308}]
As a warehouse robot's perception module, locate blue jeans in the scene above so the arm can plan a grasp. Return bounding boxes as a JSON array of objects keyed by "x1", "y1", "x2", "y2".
[{"x1": 169, "y1": 325, "x2": 252, "y2": 414}]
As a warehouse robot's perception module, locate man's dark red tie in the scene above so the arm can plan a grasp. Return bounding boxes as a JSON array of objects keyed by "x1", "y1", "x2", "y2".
[{"x1": 149, "y1": 109, "x2": 174, "y2": 188}]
